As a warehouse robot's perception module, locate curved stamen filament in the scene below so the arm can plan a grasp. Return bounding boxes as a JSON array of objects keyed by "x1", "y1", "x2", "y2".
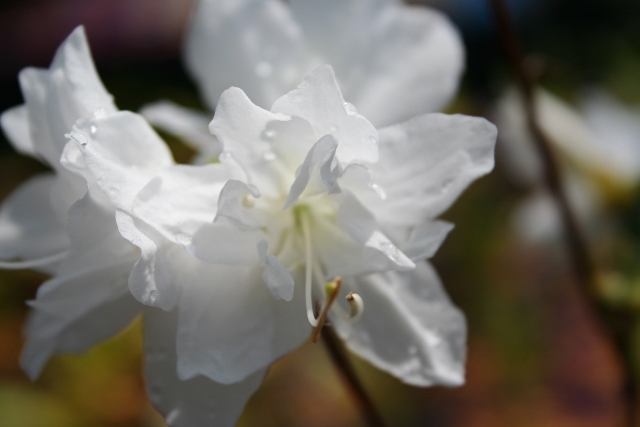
[
  {"x1": 0, "y1": 250, "x2": 68, "y2": 270},
  {"x1": 300, "y1": 211, "x2": 318, "y2": 327}
]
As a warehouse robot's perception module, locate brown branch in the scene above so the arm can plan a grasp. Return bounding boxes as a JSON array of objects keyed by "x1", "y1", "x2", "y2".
[
  {"x1": 487, "y1": 0, "x2": 637, "y2": 425},
  {"x1": 322, "y1": 327, "x2": 390, "y2": 427}
]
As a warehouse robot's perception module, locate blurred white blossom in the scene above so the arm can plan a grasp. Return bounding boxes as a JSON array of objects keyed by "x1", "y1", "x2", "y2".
[
  {"x1": 142, "y1": 0, "x2": 464, "y2": 161},
  {"x1": 497, "y1": 87, "x2": 640, "y2": 242}
]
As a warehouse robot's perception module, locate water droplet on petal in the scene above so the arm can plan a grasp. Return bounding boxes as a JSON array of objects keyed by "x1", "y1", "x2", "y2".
[
  {"x1": 329, "y1": 124, "x2": 339, "y2": 133},
  {"x1": 220, "y1": 151, "x2": 233, "y2": 162},
  {"x1": 264, "y1": 129, "x2": 276, "y2": 140},
  {"x1": 380, "y1": 242, "x2": 399, "y2": 262},
  {"x1": 176, "y1": 233, "x2": 190, "y2": 245},
  {"x1": 343, "y1": 102, "x2": 357, "y2": 116},
  {"x1": 65, "y1": 131, "x2": 88, "y2": 146},
  {"x1": 262, "y1": 151, "x2": 276, "y2": 161},
  {"x1": 255, "y1": 61, "x2": 273, "y2": 78},
  {"x1": 92, "y1": 108, "x2": 108, "y2": 120},
  {"x1": 89, "y1": 124, "x2": 98, "y2": 135},
  {"x1": 148, "y1": 290, "x2": 159, "y2": 304},
  {"x1": 371, "y1": 183, "x2": 387, "y2": 200},
  {"x1": 369, "y1": 136, "x2": 378, "y2": 145}
]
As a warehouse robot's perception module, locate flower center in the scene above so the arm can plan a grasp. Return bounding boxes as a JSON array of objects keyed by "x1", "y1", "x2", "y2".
[{"x1": 294, "y1": 204, "x2": 363, "y2": 338}]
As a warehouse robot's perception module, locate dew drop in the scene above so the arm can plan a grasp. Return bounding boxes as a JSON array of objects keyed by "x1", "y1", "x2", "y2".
[
  {"x1": 371, "y1": 183, "x2": 387, "y2": 200},
  {"x1": 369, "y1": 136, "x2": 378, "y2": 145},
  {"x1": 255, "y1": 61, "x2": 273, "y2": 78},
  {"x1": 89, "y1": 124, "x2": 98, "y2": 135},
  {"x1": 176, "y1": 233, "x2": 190, "y2": 245},
  {"x1": 264, "y1": 129, "x2": 276, "y2": 140},
  {"x1": 220, "y1": 151, "x2": 233, "y2": 162},
  {"x1": 92, "y1": 108, "x2": 108, "y2": 120},
  {"x1": 65, "y1": 131, "x2": 88, "y2": 146},
  {"x1": 329, "y1": 124, "x2": 339, "y2": 133},
  {"x1": 380, "y1": 242, "x2": 399, "y2": 262},
  {"x1": 148, "y1": 290, "x2": 159, "y2": 304},
  {"x1": 343, "y1": 102, "x2": 357, "y2": 116},
  {"x1": 262, "y1": 151, "x2": 276, "y2": 161}
]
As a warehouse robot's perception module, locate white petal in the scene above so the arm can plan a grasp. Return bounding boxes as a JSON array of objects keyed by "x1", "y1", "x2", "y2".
[
  {"x1": 284, "y1": 134, "x2": 339, "y2": 209},
  {"x1": 1, "y1": 106, "x2": 38, "y2": 158},
  {"x1": 215, "y1": 180, "x2": 262, "y2": 230},
  {"x1": 257, "y1": 240, "x2": 295, "y2": 301},
  {"x1": 404, "y1": 220, "x2": 454, "y2": 261},
  {"x1": 18, "y1": 26, "x2": 116, "y2": 168},
  {"x1": 140, "y1": 101, "x2": 222, "y2": 164},
  {"x1": 189, "y1": 223, "x2": 263, "y2": 266},
  {"x1": 367, "y1": 113, "x2": 496, "y2": 227},
  {"x1": 336, "y1": 192, "x2": 414, "y2": 270},
  {"x1": 272, "y1": 65, "x2": 379, "y2": 164},
  {"x1": 143, "y1": 307, "x2": 266, "y2": 427},
  {"x1": 209, "y1": 87, "x2": 289, "y2": 197},
  {"x1": 332, "y1": 262, "x2": 466, "y2": 386},
  {"x1": 132, "y1": 164, "x2": 233, "y2": 243},
  {"x1": 116, "y1": 212, "x2": 181, "y2": 311},
  {"x1": 177, "y1": 264, "x2": 309, "y2": 384},
  {"x1": 21, "y1": 258, "x2": 140, "y2": 379},
  {"x1": 185, "y1": 0, "x2": 307, "y2": 110},
  {"x1": 289, "y1": 1, "x2": 463, "y2": 127},
  {"x1": 68, "y1": 110, "x2": 174, "y2": 213},
  {"x1": 0, "y1": 174, "x2": 69, "y2": 262}
]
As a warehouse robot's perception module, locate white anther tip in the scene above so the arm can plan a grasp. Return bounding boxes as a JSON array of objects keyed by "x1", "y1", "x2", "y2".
[{"x1": 346, "y1": 292, "x2": 364, "y2": 323}]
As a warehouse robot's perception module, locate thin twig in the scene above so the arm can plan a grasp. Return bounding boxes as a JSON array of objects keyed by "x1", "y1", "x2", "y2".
[
  {"x1": 487, "y1": 0, "x2": 637, "y2": 425},
  {"x1": 322, "y1": 327, "x2": 390, "y2": 427}
]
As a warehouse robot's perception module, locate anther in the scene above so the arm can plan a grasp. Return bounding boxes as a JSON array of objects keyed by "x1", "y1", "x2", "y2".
[
  {"x1": 241, "y1": 194, "x2": 255, "y2": 208},
  {"x1": 346, "y1": 292, "x2": 364, "y2": 322},
  {"x1": 311, "y1": 276, "x2": 342, "y2": 343}
]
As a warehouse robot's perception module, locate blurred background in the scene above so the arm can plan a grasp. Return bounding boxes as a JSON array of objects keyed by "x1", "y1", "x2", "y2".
[{"x1": 1, "y1": 0, "x2": 640, "y2": 426}]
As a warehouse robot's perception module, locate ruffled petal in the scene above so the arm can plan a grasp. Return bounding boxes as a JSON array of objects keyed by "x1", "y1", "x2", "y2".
[
  {"x1": 271, "y1": 65, "x2": 379, "y2": 164},
  {"x1": 185, "y1": 0, "x2": 308, "y2": 110},
  {"x1": 257, "y1": 240, "x2": 295, "y2": 301},
  {"x1": 177, "y1": 264, "x2": 309, "y2": 384},
  {"x1": 0, "y1": 174, "x2": 69, "y2": 262},
  {"x1": 1, "y1": 106, "x2": 38, "y2": 158},
  {"x1": 143, "y1": 307, "x2": 266, "y2": 427},
  {"x1": 284, "y1": 135, "x2": 339, "y2": 208},
  {"x1": 403, "y1": 220, "x2": 454, "y2": 261},
  {"x1": 18, "y1": 26, "x2": 116, "y2": 169},
  {"x1": 65, "y1": 111, "x2": 174, "y2": 213},
  {"x1": 366, "y1": 113, "x2": 496, "y2": 227},
  {"x1": 20, "y1": 257, "x2": 140, "y2": 379},
  {"x1": 215, "y1": 179, "x2": 262, "y2": 230},
  {"x1": 209, "y1": 87, "x2": 290, "y2": 197},
  {"x1": 140, "y1": 101, "x2": 222, "y2": 164},
  {"x1": 132, "y1": 164, "x2": 233, "y2": 242},
  {"x1": 332, "y1": 262, "x2": 466, "y2": 386}
]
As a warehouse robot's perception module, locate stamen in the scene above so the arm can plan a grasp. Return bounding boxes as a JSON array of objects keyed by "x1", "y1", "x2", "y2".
[
  {"x1": 301, "y1": 211, "x2": 318, "y2": 327},
  {"x1": 0, "y1": 250, "x2": 68, "y2": 270},
  {"x1": 312, "y1": 277, "x2": 342, "y2": 343},
  {"x1": 346, "y1": 292, "x2": 364, "y2": 322}
]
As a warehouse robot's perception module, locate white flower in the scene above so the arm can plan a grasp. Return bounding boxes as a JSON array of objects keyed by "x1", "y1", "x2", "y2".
[
  {"x1": 67, "y1": 63, "x2": 495, "y2": 424},
  {"x1": 0, "y1": 28, "x2": 264, "y2": 427},
  {"x1": 497, "y1": 87, "x2": 640, "y2": 243},
  {"x1": 142, "y1": 0, "x2": 464, "y2": 160}
]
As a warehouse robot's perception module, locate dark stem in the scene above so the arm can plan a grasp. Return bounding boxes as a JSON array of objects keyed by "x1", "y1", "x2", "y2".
[
  {"x1": 322, "y1": 327, "x2": 390, "y2": 427},
  {"x1": 487, "y1": 0, "x2": 637, "y2": 425}
]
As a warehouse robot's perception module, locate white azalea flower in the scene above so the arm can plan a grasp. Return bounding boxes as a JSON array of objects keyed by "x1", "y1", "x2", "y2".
[
  {"x1": 0, "y1": 28, "x2": 265, "y2": 427},
  {"x1": 142, "y1": 0, "x2": 464, "y2": 158},
  {"x1": 66, "y1": 63, "x2": 495, "y2": 423}
]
